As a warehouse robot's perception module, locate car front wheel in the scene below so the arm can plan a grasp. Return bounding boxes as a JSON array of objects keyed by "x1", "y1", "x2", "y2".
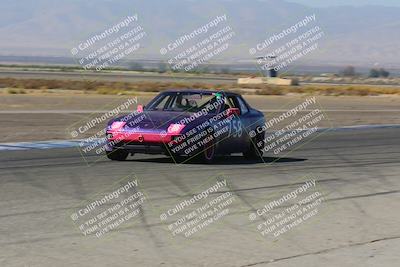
[
  {"x1": 243, "y1": 131, "x2": 264, "y2": 160},
  {"x1": 198, "y1": 132, "x2": 217, "y2": 163}
]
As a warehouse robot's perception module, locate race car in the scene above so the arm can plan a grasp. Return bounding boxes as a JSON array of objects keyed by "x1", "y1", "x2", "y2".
[{"x1": 105, "y1": 90, "x2": 265, "y2": 163}]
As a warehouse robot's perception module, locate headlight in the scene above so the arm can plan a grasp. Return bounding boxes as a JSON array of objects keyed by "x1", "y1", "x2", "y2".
[
  {"x1": 110, "y1": 121, "x2": 126, "y2": 130},
  {"x1": 167, "y1": 124, "x2": 185, "y2": 134}
]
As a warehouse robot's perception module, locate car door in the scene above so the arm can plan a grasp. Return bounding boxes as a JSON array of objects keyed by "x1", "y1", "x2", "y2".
[
  {"x1": 221, "y1": 96, "x2": 247, "y2": 153},
  {"x1": 234, "y1": 96, "x2": 254, "y2": 149}
]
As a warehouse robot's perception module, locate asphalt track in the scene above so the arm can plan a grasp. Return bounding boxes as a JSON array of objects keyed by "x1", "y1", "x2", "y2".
[{"x1": 0, "y1": 127, "x2": 399, "y2": 266}]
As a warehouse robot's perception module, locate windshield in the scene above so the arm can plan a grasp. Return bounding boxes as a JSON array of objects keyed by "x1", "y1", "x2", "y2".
[{"x1": 146, "y1": 92, "x2": 223, "y2": 113}]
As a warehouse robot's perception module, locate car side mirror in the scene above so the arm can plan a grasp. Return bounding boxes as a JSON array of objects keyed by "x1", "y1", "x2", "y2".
[
  {"x1": 227, "y1": 107, "x2": 240, "y2": 117},
  {"x1": 137, "y1": 104, "x2": 144, "y2": 113}
]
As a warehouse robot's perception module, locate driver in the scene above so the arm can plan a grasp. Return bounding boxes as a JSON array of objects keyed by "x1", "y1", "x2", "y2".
[{"x1": 176, "y1": 95, "x2": 197, "y2": 110}]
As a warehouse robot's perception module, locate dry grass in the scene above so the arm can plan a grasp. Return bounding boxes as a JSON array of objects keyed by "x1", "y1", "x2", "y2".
[
  {"x1": 254, "y1": 84, "x2": 400, "y2": 96},
  {"x1": 6, "y1": 88, "x2": 27, "y2": 94},
  {"x1": 1, "y1": 77, "x2": 399, "y2": 96}
]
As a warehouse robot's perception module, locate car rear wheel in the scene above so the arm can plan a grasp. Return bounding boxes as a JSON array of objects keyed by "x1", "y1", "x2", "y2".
[
  {"x1": 106, "y1": 149, "x2": 129, "y2": 161},
  {"x1": 243, "y1": 131, "x2": 264, "y2": 160}
]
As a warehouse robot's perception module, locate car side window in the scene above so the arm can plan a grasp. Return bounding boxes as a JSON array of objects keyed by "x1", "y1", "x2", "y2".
[
  {"x1": 237, "y1": 97, "x2": 249, "y2": 114},
  {"x1": 159, "y1": 95, "x2": 172, "y2": 110}
]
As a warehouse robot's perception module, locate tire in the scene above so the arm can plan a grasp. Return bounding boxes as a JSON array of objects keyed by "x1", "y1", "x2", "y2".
[
  {"x1": 243, "y1": 130, "x2": 264, "y2": 160},
  {"x1": 106, "y1": 149, "x2": 129, "y2": 161},
  {"x1": 199, "y1": 132, "x2": 217, "y2": 163}
]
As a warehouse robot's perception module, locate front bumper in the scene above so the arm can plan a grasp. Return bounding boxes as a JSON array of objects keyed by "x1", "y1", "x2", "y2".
[
  {"x1": 105, "y1": 130, "x2": 179, "y2": 155},
  {"x1": 113, "y1": 141, "x2": 166, "y2": 154}
]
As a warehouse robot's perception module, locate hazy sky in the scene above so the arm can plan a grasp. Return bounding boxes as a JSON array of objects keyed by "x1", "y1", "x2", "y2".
[{"x1": 286, "y1": 0, "x2": 400, "y2": 7}]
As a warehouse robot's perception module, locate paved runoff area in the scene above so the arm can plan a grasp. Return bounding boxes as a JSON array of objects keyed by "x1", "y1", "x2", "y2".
[{"x1": 0, "y1": 130, "x2": 400, "y2": 266}]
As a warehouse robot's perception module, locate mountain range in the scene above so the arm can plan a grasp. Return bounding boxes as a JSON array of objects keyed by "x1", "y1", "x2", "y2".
[{"x1": 0, "y1": 0, "x2": 399, "y2": 67}]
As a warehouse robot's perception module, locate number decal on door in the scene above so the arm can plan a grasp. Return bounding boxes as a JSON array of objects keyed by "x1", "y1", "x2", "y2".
[{"x1": 231, "y1": 119, "x2": 242, "y2": 138}]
